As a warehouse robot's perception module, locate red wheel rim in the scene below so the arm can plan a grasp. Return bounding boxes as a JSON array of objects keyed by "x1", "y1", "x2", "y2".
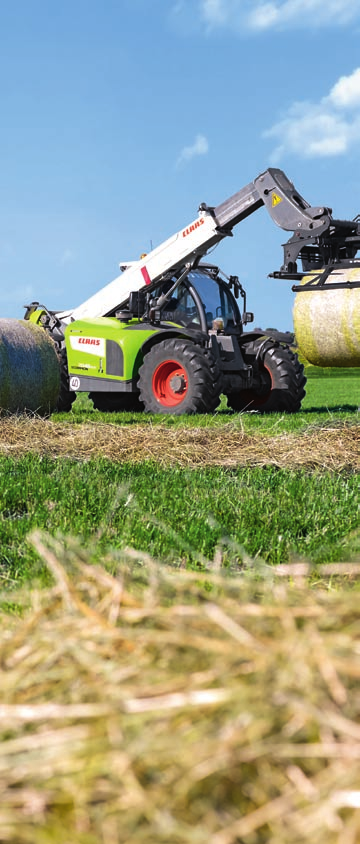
[{"x1": 152, "y1": 359, "x2": 188, "y2": 407}]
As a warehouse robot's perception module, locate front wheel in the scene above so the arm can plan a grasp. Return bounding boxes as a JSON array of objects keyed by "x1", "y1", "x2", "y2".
[
  {"x1": 226, "y1": 342, "x2": 306, "y2": 413},
  {"x1": 138, "y1": 338, "x2": 221, "y2": 415}
]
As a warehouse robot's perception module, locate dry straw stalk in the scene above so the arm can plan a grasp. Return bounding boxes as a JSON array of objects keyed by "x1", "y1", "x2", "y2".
[{"x1": 0, "y1": 532, "x2": 360, "y2": 843}]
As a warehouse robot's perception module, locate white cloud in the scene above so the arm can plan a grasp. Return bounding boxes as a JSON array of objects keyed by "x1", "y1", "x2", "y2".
[
  {"x1": 249, "y1": 3, "x2": 278, "y2": 29},
  {"x1": 248, "y1": 0, "x2": 357, "y2": 30},
  {"x1": 265, "y1": 68, "x2": 360, "y2": 161},
  {"x1": 328, "y1": 68, "x2": 360, "y2": 109},
  {"x1": 197, "y1": 0, "x2": 359, "y2": 31},
  {"x1": 176, "y1": 134, "x2": 209, "y2": 168},
  {"x1": 201, "y1": 0, "x2": 228, "y2": 25}
]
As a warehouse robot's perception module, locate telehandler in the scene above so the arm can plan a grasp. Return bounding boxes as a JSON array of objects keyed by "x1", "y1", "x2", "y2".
[{"x1": 2, "y1": 167, "x2": 359, "y2": 415}]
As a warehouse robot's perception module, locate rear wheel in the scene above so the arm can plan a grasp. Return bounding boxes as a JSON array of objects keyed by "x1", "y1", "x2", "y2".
[
  {"x1": 226, "y1": 342, "x2": 306, "y2": 413},
  {"x1": 138, "y1": 338, "x2": 221, "y2": 415},
  {"x1": 89, "y1": 392, "x2": 144, "y2": 412}
]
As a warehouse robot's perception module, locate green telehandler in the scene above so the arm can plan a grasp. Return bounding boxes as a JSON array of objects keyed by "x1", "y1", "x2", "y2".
[{"x1": 1, "y1": 166, "x2": 359, "y2": 415}]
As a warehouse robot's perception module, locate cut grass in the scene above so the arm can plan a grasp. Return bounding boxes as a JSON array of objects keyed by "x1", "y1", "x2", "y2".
[{"x1": 0, "y1": 416, "x2": 358, "y2": 469}]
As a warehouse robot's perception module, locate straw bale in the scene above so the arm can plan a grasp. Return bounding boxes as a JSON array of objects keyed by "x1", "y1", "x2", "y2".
[
  {"x1": 0, "y1": 416, "x2": 358, "y2": 470},
  {"x1": 294, "y1": 268, "x2": 360, "y2": 367},
  {"x1": 1, "y1": 532, "x2": 360, "y2": 843},
  {"x1": 0, "y1": 319, "x2": 60, "y2": 415}
]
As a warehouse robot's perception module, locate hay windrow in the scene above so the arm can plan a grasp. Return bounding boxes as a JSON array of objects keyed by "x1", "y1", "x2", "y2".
[
  {"x1": 0, "y1": 416, "x2": 358, "y2": 469},
  {"x1": 1, "y1": 533, "x2": 360, "y2": 843}
]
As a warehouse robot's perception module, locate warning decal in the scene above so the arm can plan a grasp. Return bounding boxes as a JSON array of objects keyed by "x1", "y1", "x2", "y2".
[{"x1": 272, "y1": 192, "x2": 283, "y2": 207}]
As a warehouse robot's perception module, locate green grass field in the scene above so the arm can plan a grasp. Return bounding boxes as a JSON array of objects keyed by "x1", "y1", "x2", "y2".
[{"x1": 0, "y1": 367, "x2": 358, "y2": 589}]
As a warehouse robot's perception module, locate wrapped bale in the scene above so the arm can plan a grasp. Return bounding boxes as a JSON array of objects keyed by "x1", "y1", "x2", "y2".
[
  {"x1": 0, "y1": 319, "x2": 60, "y2": 414},
  {"x1": 293, "y1": 266, "x2": 360, "y2": 366}
]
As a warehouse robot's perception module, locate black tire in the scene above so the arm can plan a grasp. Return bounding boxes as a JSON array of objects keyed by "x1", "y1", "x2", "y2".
[
  {"x1": 226, "y1": 341, "x2": 306, "y2": 413},
  {"x1": 138, "y1": 338, "x2": 222, "y2": 415},
  {"x1": 55, "y1": 349, "x2": 76, "y2": 413},
  {"x1": 89, "y1": 392, "x2": 144, "y2": 412}
]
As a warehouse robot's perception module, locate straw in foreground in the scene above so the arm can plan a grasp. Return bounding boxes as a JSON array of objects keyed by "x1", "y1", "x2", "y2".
[{"x1": 1, "y1": 532, "x2": 360, "y2": 843}]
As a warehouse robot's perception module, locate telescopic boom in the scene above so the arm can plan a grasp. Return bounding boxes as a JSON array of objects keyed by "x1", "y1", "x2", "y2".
[{"x1": 58, "y1": 167, "x2": 335, "y2": 324}]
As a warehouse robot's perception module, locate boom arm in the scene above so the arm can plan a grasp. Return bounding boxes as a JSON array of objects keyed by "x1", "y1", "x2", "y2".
[{"x1": 59, "y1": 168, "x2": 334, "y2": 324}]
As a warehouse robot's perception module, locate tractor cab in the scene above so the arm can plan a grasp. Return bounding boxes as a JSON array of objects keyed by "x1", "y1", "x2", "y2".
[{"x1": 151, "y1": 266, "x2": 247, "y2": 334}]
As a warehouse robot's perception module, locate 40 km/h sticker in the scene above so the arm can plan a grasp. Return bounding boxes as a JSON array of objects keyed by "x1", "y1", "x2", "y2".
[{"x1": 70, "y1": 376, "x2": 81, "y2": 391}]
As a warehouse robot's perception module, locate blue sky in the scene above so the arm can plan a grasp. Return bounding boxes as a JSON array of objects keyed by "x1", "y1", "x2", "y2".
[{"x1": 1, "y1": 0, "x2": 360, "y2": 329}]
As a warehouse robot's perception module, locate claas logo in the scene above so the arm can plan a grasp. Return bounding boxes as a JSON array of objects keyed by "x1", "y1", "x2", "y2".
[
  {"x1": 182, "y1": 218, "x2": 205, "y2": 237},
  {"x1": 78, "y1": 337, "x2": 101, "y2": 346}
]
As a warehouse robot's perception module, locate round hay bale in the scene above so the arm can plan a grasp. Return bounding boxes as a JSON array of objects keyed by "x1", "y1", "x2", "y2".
[
  {"x1": 0, "y1": 319, "x2": 60, "y2": 414},
  {"x1": 293, "y1": 267, "x2": 360, "y2": 367}
]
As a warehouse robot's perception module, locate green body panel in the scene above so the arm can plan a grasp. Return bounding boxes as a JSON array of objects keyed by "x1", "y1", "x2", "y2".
[
  {"x1": 27, "y1": 310, "x2": 190, "y2": 392},
  {"x1": 65, "y1": 317, "x2": 159, "y2": 382}
]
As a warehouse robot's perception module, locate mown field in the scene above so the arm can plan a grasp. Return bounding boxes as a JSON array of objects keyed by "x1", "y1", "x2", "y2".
[
  {"x1": 0, "y1": 366, "x2": 358, "y2": 589},
  {"x1": 0, "y1": 367, "x2": 359, "y2": 844}
]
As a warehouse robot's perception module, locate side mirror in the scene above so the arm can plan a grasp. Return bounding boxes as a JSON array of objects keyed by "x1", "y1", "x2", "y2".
[
  {"x1": 242, "y1": 311, "x2": 254, "y2": 325},
  {"x1": 128, "y1": 290, "x2": 146, "y2": 317}
]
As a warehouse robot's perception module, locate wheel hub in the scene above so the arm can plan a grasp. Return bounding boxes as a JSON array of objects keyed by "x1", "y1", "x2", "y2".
[{"x1": 169, "y1": 374, "x2": 186, "y2": 394}]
